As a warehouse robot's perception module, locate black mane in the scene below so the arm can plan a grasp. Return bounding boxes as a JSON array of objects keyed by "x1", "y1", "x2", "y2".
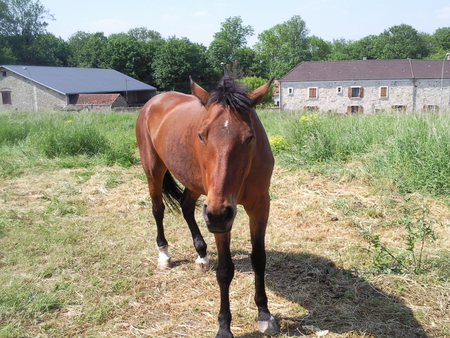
[{"x1": 208, "y1": 76, "x2": 252, "y2": 113}]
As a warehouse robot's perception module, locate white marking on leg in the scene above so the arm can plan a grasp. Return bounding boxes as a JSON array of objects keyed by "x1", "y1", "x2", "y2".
[
  {"x1": 224, "y1": 120, "x2": 229, "y2": 129},
  {"x1": 195, "y1": 255, "x2": 210, "y2": 272},
  {"x1": 157, "y1": 244, "x2": 170, "y2": 269}
]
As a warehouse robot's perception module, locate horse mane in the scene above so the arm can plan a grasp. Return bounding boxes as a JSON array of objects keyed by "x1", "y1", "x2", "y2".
[{"x1": 208, "y1": 76, "x2": 252, "y2": 113}]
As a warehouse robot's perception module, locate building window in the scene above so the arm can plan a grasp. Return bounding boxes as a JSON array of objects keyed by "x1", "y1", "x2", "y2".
[
  {"x1": 347, "y1": 105, "x2": 363, "y2": 113},
  {"x1": 2, "y1": 71, "x2": 6, "y2": 77},
  {"x1": 288, "y1": 87, "x2": 294, "y2": 95},
  {"x1": 379, "y1": 86, "x2": 389, "y2": 98},
  {"x1": 423, "y1": 105, "x2": 438, "y2": 112},
  {"x1": 1, "y1": 91, "x2": 12, "y2": 105},
  {"x1": 304, "y1": 106, "x2": 319, "y2": 111},
  {"x1": 392, "y1": 105, "x2": 406, "y2": 112},
  {"x1": 308, "y1": 87, "x2": 318, "y2": 99},
  {"x1": 348, "y1": 86, "x2": 364, "y2": 98},
  {"x1": 336, "y1": 86, "x2": 343, "y2": 94}
]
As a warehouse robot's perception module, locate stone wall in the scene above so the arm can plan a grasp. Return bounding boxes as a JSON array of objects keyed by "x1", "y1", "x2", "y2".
[
  {"x1": 280, "y1": 78, "x2": 450, "y2": 113},
  {"x1": 0, "y1": 70, "x2": 66, "y2": 111}
]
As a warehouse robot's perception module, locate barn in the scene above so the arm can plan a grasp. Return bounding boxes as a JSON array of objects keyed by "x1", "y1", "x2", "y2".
[
  {"x1": 278, "y1": 58, "x2": 450, "y2": 113},
  {"x1": 0, "y1": 65, "x2": 157, "y2": 111}
]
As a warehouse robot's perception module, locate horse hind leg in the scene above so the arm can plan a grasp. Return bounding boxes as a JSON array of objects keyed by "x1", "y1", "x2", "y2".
[{"x1": 180, "y1": 189, "x2": 209, "y2": 271}]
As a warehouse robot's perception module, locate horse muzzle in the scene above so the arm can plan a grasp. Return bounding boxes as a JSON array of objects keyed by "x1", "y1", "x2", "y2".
[{"x1": 203, "y1": 203, "x2": 236, "y2": 233}]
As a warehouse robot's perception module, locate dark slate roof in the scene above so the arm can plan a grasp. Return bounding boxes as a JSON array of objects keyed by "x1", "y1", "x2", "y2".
[
  {"x1": 1, "y1": 65, "x2": 156, "y2": 95},
  {"x1": 280, "y1": 59, "x2": 450, "y2": 82}
]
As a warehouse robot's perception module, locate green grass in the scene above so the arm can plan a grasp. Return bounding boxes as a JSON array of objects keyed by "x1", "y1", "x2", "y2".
[
  {"x1": 1, "y1": 109, "x2": 450, "y2": 337},
  {"x1": 258, "y1": 109, "x2": 450, "y2": 198},
  {"x1": 0, "y1": 110, "x2": 139, "y2": 177}
]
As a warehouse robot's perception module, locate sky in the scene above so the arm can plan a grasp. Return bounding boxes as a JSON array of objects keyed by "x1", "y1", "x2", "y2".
[{"x1": 41, "y1": 0, "x2": 450, "y2": 46}]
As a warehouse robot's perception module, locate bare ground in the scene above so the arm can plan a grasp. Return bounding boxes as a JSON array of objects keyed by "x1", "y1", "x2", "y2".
[{"x1": 0, "y1": 164, "x2": 449, "y2": 337}]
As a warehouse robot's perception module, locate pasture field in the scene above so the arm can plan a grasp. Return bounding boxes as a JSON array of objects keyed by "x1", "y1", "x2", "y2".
[{"x1": 0, "y1": 109, "x2": 449, "y2": 338}]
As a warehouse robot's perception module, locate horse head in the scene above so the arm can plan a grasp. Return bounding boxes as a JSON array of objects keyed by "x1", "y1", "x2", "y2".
[{"x1": 190, "y1": 76, "x2": 273, "y2": 234}]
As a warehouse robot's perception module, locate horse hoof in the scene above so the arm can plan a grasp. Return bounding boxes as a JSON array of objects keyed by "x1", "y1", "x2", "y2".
[
  {"x1": 195, "y1": 256, "x2": 210, "y2": 272},
  {"x1": 157, "y1": 259, "x2": 171, "y2": 270},
  {"x1": 257, "y1": 315, "x2": 279, "y2": 336}
]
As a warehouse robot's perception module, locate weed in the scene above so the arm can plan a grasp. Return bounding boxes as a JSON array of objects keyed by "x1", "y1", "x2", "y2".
[{"x1": 358, "y1": 197, "x2": 438, "y2": 274}]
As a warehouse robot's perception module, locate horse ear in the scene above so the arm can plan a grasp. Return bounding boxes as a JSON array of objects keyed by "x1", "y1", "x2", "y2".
[
  {"x1": 190, "y1": 76, "x2": 210, "y2": 106},
  {"x1": 248, "y1": 77, "x2": 275, "y2": 107}
]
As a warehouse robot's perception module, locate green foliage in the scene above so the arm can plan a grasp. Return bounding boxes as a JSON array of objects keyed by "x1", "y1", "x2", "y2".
[
  {"x1": 254, "y1": 15, "x2": 310, "y2": 78},
  {"x1": 67, "y1": 31, "x2": 108, "y2": 68},
  {"x1": 152, "y1": 37, "x2": 214, "y2": 92},
  {"x1": 373, "y1": 24, "x2": 430, "y2": 59},
  {"x1": 358, "y1": 198, "x2": 438, "y2": 274},
  {"x1": 208, "y1": 16, "x2": 254, "y2": 75},
  {"x1": 238, "y1": 76, "x2": 274, "y2": 104}
]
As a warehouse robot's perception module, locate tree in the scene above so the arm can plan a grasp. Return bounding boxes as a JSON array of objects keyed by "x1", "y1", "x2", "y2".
[
  {"x1": 373, "y1": 24, "x2": 430, "y2": 59},
  {"x1": 345, "y1": 35, "x2": 378, "y2": 60},
  {"x1": 0, "y1": 0, "x2": 55, "y2": 64},
  {"x1": 307, "y1": 36, "x2": 332, "y2": 61},
  {"x1": 208, "y1": 16, "x2": 254, "y2": 75},
  {"x1": 239, "y1": 76, "x2": 274, "y2": 105},
  {"x1": 327, "y1": 38, "x2": 352, "y2": 60},
  {"x1": 0, "y1": 0, "x2": 53, "y2": 41},
  {"x1": 67, "y1": 31, "x2": 108, "y2": 68},
  {"x1": 28, "y1": 32, "x2": 70, "y2": 66},
  {"x1": 152, "y1": 37, "x2": 215, "y2": 92},
  {"x1": 127, "y1": 27, "x2": 162, "y2": 42},
  {"x1": 428, "y1": 27, "x2": 450, "y2": 59},
  {"x1": 254, "y1": 15, "x2": 310, "y2": 79},
  {"x1": 101, "y1": 33, "x2": 145, "y2": 79}
]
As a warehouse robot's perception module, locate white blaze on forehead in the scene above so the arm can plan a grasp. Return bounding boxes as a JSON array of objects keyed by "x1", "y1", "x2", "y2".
[{"x1": 224, "y1": 120, "x2": 229, "y2": 128}]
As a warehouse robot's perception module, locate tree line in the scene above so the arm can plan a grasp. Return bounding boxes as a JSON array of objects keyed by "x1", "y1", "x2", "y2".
[{"x1": 1, "y1": 0, "x2": 450, "y2": 92}]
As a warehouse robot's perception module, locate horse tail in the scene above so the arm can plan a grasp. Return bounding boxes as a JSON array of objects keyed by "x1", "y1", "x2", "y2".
[{"x1": 162, "y1": 170, "x2": 183, "y2": 213}]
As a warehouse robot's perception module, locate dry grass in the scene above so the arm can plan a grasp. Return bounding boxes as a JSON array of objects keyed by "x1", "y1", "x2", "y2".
[{"x1": 1, "y1": 164, "x2": 449, "y2": 338}]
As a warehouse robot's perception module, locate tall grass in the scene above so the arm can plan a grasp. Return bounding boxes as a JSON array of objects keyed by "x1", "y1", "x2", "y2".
[
  {"x1": 0, "y1": 110, "x2": 139, "y2": 177},
  {"x1": 258, "y1": 109, "x2": 450, "y2": 197},
  {"x1": 3, "y1": 109, "x2": 450, "y2": 197}
]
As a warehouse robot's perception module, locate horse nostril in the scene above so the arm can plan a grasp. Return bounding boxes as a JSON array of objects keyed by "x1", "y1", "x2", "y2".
[
  {"x1": 222, "y1": 206, "x2": 234, "y2": 222},
  {"x1": 203, "y1": 204, "x2": 235, "y2": 225}
]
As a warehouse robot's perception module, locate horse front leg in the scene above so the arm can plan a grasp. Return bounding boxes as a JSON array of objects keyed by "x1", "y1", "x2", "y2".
[
  {"x1": 180, "y1": 189, "x2": 209, "y2": 271},
  {"x1": 214, "y1": 232, "x2": 235, "y2": 338},
  {"x1": 246, "y1": 196, "x2": 279, "y2": 336}
]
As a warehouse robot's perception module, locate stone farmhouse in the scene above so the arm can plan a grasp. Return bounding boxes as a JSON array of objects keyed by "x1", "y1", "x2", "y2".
[
  {"x1": 0, "y1": 65, "x2": 157, "y2": 112},
  {"x1": 278, "y1": 59, "x2": 450, "y2": 113}
]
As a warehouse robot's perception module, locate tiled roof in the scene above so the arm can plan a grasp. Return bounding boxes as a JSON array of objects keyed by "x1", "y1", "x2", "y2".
[
  {"x1": 71, "y1": 93, "x2": 121, "y2": 105},
  {"x1": 280, "y1": 59, "x2": 450, "y2": 82},
  {"x1": 1, "y1": 65, "x2": 156, "y2": 95}
]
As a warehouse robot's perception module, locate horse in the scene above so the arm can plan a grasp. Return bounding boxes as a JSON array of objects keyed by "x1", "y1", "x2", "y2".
[{"x1": 135, "y1": 76, "x2": 279, "y2": 338}]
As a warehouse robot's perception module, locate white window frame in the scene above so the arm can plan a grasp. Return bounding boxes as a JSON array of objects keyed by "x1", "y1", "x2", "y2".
[
  {"x1": 308, "y1": 87, "x2": 318, "y2": 99},
  {"x1": 287, "y1": 87, "x2": 294, "y2": 95},
  {"x1": 379, "y1": 86, "x2": 389, "y2": 99},
  {"x1": 336, "y1": 86, "x2": 343, "y2": 94}
]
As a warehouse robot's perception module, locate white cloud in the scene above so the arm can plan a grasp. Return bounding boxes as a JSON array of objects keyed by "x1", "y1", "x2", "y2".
[
  {"x1": 437, "y1": 7, "x2": 450, "y2": 19},
  {"x1": 193, "y1": 11, "x2": 211, "y2": 17},
  {"x1": 160, "y1": 15, "x2": 181, "y2": 22}
]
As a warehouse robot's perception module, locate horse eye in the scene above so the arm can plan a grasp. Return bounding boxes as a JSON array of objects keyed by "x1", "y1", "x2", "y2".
[
  {"x1": 245, "y1": 135, "x2": 255, "y2": 144},
  {"x1": 197, "y1": 132, "x2": 205, "y2": 143}
]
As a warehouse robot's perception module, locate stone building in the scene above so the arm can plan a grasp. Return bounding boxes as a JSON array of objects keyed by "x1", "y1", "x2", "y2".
[
  {"x1": 278, "y1": 59, "x2": 450, "y2": 113},
  {"x1": 0, "y1": 65, "x2": 157, "y2": 111}
]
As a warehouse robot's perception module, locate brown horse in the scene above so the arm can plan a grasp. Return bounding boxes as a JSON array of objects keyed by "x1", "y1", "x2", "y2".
[{"x1": 136, "y1": 76, "x2": 279, "y2": 338}]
